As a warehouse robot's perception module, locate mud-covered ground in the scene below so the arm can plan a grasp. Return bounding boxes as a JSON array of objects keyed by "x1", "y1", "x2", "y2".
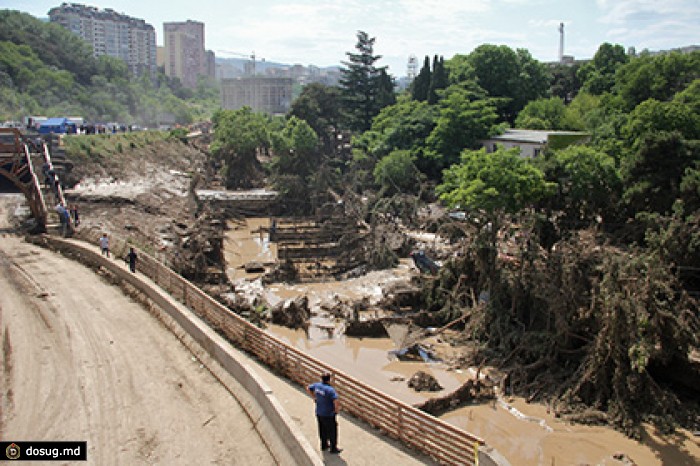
[{"x1": 63, "y1": 137, "x2": 207, "y2": 258}]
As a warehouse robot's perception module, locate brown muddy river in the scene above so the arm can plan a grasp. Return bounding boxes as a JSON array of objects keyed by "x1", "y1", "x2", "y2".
[{"x1": 224, "y1": 218, "x2": 700, "y2": 466}]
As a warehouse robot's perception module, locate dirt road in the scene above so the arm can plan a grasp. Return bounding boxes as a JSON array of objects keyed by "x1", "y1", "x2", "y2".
[{"x1": 0, "y1": 231, "x2": 273, "y2": 464}]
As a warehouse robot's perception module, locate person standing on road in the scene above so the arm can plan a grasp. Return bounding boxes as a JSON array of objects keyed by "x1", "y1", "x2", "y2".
[
  {"x1": 307, "y1": 373, "x2": 342, "y2": 454},
  {"x1": 125, "y1": 247, "x2": 138, "y2": 273},
  {"x1": 99, "y1": 233, "x2": 110, "y2": 258}
]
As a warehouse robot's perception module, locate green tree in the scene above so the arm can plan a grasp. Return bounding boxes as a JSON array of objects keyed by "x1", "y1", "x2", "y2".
[
  {"x1": 515, "y1": 97, "x2": 568, "y2": 130},
  {"x1": 373, "y1": 150, "x2": 421, "y2": 195},
  {"x1": 411, "y1": 56, "x2": 431, "y2": 102},
  {"x1": 437, "y1": 147, "x2": 555, "y2": 279},
  {"x1": 211, "y1": 107, "x2": 270, "y2": 189},
  {"x1": 339, "y1": 30, "x2": 394, "y2": 132},
  {"x1": 549, "y1": 62, "x2": 582, "y2": 102},
  {"x1": 425, "y1": 85, "x2": 498, "y2": 176},
  {"x1": 468, "y1": 44, "x2": 550, "y2": 123},
  {"x1": 428, "y1": 55, "x2": 448, "y2": 105},
  {"x1": 269, "y1": 116, "x2": 322, "y2": 213},
  {"x1": 545, "y1": 146, "x2": 621, "y2": 225},
  {"x1": 577, "y1": 43, "x2": 628, "y2": 95},
  {"x1": 438, "y1": 147, "x2": 554, "y2": 217},
  {"x1": 622, "y1": 131, "x2": 699, "y2": 215},
  {"x1": 615, "y1": 51, "x2": 700, "y2": 111},
  {"x1": 288, "y1": 83, "x2": 341, "y2": 151}
]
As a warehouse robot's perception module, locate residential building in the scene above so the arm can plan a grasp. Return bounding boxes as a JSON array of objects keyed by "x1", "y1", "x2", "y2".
[
  {"x1": 481, "y1": 129, "x2": 589, "y2": 158},
  {"x1": 220, "y1": 77, "x2": 293, "y2": 115},
  {"x1": 48, "y1": 2, "x2": 156, "y2": 77},
  {"x1": 163, "y1": 20, "x2": 214, "y2": 88}
]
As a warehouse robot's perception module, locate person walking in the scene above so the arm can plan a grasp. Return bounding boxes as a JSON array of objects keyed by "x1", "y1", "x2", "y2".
[
  {"x1": 307, "y1": 373, "x2": 342, "y2": 454},
  {"x1": 125, "y1": 247, "x2": 138, "y2": 273},
  {"x1": 69, "y1": 204, "x2": 80, "y2": 227},
  {"x1": 99, "y1": 233, "x2": 110, "y2": 258},
  {"x1": 55, "y1": 202, "x2": 70, "y2": 237}
]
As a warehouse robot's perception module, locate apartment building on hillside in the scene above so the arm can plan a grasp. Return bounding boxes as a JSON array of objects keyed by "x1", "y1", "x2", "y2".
[
  {"x1": 48, "y1": 2, "x2": 156, "y2": 77},
  {"x1": 163, "y1": 20, "x2": 215, "y2": 88}
]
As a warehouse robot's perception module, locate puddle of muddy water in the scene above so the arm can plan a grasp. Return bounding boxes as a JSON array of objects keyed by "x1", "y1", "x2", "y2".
[
  {"x1": 224, "y1": 218, "x2": 277, "y2": 281},
  {"x1": 224, "y1": 217, "x2": 700, "y2": 466}
]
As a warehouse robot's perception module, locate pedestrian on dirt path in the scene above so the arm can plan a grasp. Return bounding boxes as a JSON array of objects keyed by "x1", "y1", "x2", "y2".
[
  {"x1": 307, "y1": 373, "x2": 342, "y2": 454},
  {"x1": 99, "y1": 233, "x2": 110, "y2": 258},
  {"x1": 55, "y1": 202, "x2": 70, "y2": 237},
  {"x1": 125, "y1": 247, "x2": 138, "y2": 273},
  {"x1": 70, "y1": 204, "x2": 80, "y2": 227}
]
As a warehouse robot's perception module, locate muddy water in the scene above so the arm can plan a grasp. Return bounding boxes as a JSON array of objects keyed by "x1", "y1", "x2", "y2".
[
  {"x1": 224, "y1": 218, "x2": 700, "y2": 466},
  {"x1": 223, "y1": 218, "x2": 277, "y2": 281}
]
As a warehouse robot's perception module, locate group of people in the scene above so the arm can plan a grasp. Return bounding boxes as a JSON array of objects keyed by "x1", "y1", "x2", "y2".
[{"x1": 99, "y1": 233, "x2": 138, "y2": 273}]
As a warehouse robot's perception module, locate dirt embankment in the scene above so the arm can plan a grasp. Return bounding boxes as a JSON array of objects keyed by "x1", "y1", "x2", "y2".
[{"x1": 64, "y1": 138, "x2": 207, "y2": 254}]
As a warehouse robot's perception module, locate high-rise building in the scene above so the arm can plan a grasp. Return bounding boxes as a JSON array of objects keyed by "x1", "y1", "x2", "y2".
[
  {"x1": 164, "y1": 20, "x2": 214, "y2": 88},
  {"x1": 48, "y1": 3, "x2": 156, "y2": 77}
]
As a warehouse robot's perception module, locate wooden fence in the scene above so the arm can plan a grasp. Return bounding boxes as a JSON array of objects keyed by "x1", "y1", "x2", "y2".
[{"x1": 81, "y1": 231, "x2": 486, "y2": 466}]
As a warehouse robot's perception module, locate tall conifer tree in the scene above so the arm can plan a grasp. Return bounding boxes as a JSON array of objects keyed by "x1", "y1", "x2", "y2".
[
  {"x1": 339, "y1": 30, "x2": 393, "y2": 132},
  {"x1": 428, "y1": 55, "x2": 448, "y2": 104},
  {"x1": 411, "y1": 55, "x2": 431, "y2": 102}
]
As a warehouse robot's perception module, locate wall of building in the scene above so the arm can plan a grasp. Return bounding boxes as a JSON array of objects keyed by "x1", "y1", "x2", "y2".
[
  {"x1": 164, "y1": 21, "x2": 208, "y2": 88},
  {"x1": 221, "y1": 77, "x2": 293, "y2": 115}
]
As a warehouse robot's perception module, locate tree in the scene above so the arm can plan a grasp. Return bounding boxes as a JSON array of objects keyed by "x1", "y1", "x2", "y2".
[
  {"x1": 437, "y1": 146, "x2": 555, "y2": 283},
  {"x1": 376, "y1": 68, "x2": 396, "y2": 109},
  {"x1": 411, "y1": 56, "x2": 431, "y2": 101},
  {"x1": 577, "y1": 43, "x2": 628, "y2": 95},
  {"x1": 622, "y1": 131, "x2": 699, "y2": 215},
  {"x1": 288, "y1": 83, "x2": 342, "y2": 152},
  {"x1": 467, "y1": 44, "x2": 550, "y2": 123},
  {"x1": 549, "y1": 62, "x2": 582, "y2": 102},
  {"x1": 615, "y1": 51, "x2": 700, "y2": 111},
  {"x1": 515, "y1": 97, "x2": 568, "y2": 130},
  {"x1": 438, "y1": 147, "x2": 554, "y2": 218},
  {"x1": 339, "y1": 31, "x2": 394, "y2": 132},
  {"x1": 373, "y1": 150, "x2": 421, "y2": 195},
  {"x1": 428, "y1": 55, "x2": 448, "y2": 104},
  {"x1": 425, "y1": 85, "x2": 498, "y2": 177},
  {"x1": 544, "y1": 146, "x2": 621, "y2": 225},
  {"x1": 211, "y1": 107, "x2": 270, "y2": 189}
]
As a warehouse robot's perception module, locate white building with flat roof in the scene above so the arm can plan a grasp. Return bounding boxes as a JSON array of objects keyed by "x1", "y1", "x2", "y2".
[{"x1": 481, "y1": 129, "x2": 589, "y2": 158}]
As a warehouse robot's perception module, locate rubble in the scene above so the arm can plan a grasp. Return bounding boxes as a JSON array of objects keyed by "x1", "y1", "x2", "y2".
[{"x1": 407, "y1": 371, "x2": 443, "y2": 392}]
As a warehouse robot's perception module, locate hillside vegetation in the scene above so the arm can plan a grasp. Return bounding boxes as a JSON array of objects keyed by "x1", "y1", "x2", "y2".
[{"x1": 0, "y1": 10, "x2": 219, "y2": 125}]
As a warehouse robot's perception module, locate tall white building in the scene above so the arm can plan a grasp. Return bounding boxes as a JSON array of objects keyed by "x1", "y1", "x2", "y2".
[{"x1": 49, "y1": 2, "x2": 156, "y2": 77}]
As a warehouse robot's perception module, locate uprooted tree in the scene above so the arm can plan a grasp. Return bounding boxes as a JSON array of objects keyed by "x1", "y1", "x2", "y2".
[{"x1": 426, "y1": 145, "x2": 700, "y2": 437}]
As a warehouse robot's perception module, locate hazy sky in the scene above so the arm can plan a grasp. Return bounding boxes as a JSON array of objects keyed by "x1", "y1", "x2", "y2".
[{"x1": 4, "y1": 0, "x2": 699, "y2": 76}]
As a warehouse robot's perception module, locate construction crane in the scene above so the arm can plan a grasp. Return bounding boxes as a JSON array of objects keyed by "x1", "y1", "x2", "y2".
[{"x1": 216, "y1": 50, "x2": 258, "y2": 75}]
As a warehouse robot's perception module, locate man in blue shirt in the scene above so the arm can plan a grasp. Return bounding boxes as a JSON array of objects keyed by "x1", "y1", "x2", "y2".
[{"x1": 307, "y1": 372, "x2": 341, "y2": 454}]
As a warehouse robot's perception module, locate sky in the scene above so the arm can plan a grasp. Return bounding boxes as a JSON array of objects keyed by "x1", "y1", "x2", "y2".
[{"x1": 3, "y1": 0, "x2": 699, "y2": 76}]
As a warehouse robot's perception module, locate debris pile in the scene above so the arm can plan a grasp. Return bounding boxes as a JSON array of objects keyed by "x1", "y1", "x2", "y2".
[
  {"x1": 407, "y1": 371, "x2": 443, "y2": 392},
  {"x1": 270, "y1": 296, "x2": 310, "y2": 330}
]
